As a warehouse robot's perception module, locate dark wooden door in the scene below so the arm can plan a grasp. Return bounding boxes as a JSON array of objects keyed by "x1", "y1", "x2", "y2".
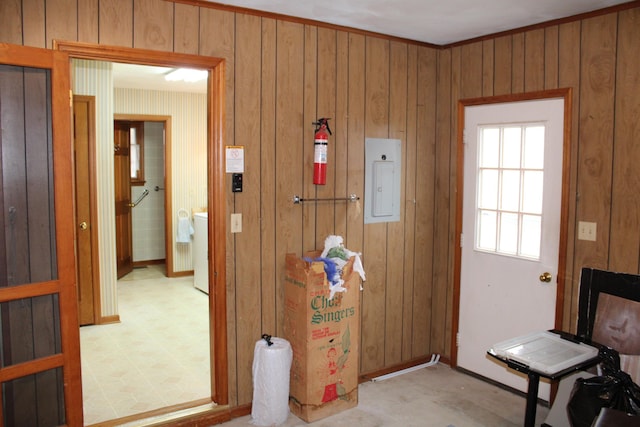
[
  {"x1": 0, "y1": 43, "x2": 82, "y2": 426},
  {"x1": 114, "y1": 121, "x2": 133, "y2": 279}
]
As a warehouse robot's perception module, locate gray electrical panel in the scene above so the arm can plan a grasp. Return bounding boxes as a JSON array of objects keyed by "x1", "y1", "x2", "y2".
[{"x1": 364, "y1": 138, "x2": 401, "y2": 224}]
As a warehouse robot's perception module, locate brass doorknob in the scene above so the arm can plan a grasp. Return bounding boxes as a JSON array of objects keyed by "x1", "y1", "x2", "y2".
[
  {"x1": 539, "y1": 272, "x2": 552, "y2": 283},
  {"x1": 79, "y1": 221, "x2": 88, "y2": 230}
]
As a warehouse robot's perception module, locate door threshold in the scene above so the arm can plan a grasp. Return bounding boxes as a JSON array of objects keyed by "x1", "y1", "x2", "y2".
[{"x1": 88, "y1": 399, "x2": 224, "y2": 427}]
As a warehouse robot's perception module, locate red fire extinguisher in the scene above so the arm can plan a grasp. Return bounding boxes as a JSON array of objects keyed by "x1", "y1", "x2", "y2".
[{"x1": 313, "y1": 118, "x2": 331, "y2": 185}]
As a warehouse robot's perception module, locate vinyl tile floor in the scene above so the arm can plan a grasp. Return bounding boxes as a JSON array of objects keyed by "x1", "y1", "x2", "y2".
[
  {"x1": 80, "y1": 265, "x2": 211, "y2": 425},
  {"x1": 80, "y1": 265, "x2": 550, "y2": 427}
]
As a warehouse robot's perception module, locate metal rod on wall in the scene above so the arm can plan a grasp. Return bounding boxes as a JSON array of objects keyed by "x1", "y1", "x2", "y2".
[
  {"x1": 292, "y1": 194, "x2": 359, "y2": 204},
  {"x1": 129, "y1": 189, "x2": 150, "y2": 208}
]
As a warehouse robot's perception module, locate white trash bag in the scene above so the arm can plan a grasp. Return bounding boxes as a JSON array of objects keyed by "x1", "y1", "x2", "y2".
[{"x1": 251, "y1": 334, "x2": 293, "y2": 426}]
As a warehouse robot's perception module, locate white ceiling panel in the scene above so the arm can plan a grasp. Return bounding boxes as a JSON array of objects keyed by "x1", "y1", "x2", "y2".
[{"x1": 211, "y1": 0, "x2": 631, "y2": 45}]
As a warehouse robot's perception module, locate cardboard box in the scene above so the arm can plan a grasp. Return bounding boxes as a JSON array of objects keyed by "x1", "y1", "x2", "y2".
[{"x1": 283, "y1": 252, "x2": 361, "y2": 422}]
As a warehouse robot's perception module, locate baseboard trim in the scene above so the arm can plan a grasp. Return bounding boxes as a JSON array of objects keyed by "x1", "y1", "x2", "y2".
[
  {"x1": 358, "y1": 354, "x2": 450, "y2": 383},
  {"x1": 230, "y1": 403, "x2": 251, "y2": 418},
  {"x1": 133, "y1": 259, "x2": 165, "y2": 267},
  {"x1": 97, "y1": 315, "x2": 120, "y2": 325},
  {"x1": 169, "y1": 270, "x2": 194, "y2": 278}
]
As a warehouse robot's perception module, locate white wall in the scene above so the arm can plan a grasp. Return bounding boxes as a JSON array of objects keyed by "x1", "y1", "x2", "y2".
[
  {"x1": 72, "y1": 59, "x2": 118, "y2": 318},
  {"x1": 132, "y1": 122, "x2": 165, "y2": 262}
]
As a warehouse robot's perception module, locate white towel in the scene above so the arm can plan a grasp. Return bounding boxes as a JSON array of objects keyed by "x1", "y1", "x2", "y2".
[
  {"x1": 321, "y1": 235, "x2": 367, "y2": 297},
  {"x1": 177, "y1": 210, "x2": 194, "y2": 243},
  {"x1": 321, "y1": 235, "x2": 366, "y2": 282}
]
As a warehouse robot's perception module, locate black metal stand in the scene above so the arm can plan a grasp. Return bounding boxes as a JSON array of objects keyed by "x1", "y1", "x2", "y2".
[
  {"x1": 524, "y1": 371, "x2": 540, "y2": 427},
  {"x1": 488, "y1": 330, "x2": 602, "y2": 427}
]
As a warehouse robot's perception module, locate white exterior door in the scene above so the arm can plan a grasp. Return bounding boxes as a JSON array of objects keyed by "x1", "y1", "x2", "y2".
[{"x1": 458, "y1": 98, "x2": 565, "y2": 400}]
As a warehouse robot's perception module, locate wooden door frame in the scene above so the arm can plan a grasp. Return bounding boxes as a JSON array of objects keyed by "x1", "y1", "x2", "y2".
[
  {"x1": 451, "y1": 88, "x2": 573, "y2": 367},
  {"x1": 113, "y1": 114, "x2": 175, "y2": 277},
  {"x1": 54, "y1": 41, "x2": 229, "y2": 418}
]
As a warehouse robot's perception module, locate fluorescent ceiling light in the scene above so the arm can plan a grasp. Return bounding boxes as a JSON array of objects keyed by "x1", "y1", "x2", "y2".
[{"x1": 165, "y1": 68, "x2": 208, "y2": 83}]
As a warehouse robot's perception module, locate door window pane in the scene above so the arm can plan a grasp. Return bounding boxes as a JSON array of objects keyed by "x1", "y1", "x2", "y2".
[
  {"x1": 477, "y1": 210, "x2": 497, "y2": 251},
  {"x1": 129, "y1": 122, "x2": 145, "y2": 185},
  {"x1": 1, "y1": 65, "x2": 57, "y2": 287},
  {"x1": 502, "y1": 127, "x2": 522, "y2": 168},
  {"x1": 478, "y1": 169, "x2": 499, "y2": 209},
  {"x1": 0, "y1": 295, "x2": 62, "y2": 367},
  {"x1": 479, "y1": 128, "x2": 500, "y2": 168},
  {"x1": 522, "y1": 171, "x2": 543, "y2": 214},
  {"x1": 500, "y1": 170, "x2": 520, "y2": 211},
  {"x1": 130, "y1": 127, "x2": 140, "y2": 178},
  {"x1": 475, "y1": 123, "x2": 545, "y2": 259},
  {"x1": 524, "y1": 126, "x2": 545, "y2": 169},
  {"x1": 3, "y1": 368, "x2": 65, "y2": 426},
  {"x1": 498, "y1": 212, "x2": 518, "y2": 254}
]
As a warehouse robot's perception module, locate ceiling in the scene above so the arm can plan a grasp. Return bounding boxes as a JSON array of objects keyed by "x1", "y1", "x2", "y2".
[
  {"x1": 113, "y1": 0, "x2": 633, "y2": 92},
  {"x1": 112, "y1": 63, "x2": 208, "y2": 93},
  {"x1": 211, "y1": 0, "x2": 631, "y2": 45}
]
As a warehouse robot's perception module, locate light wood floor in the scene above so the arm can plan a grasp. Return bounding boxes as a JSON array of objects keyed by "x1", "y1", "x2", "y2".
[{"x1": 80, "y1": 265, "x2": 210, "y2": 425}]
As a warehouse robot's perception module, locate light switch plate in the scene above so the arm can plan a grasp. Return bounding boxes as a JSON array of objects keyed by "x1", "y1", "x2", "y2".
[
  {"x1": 578, "y1": 221, "x2": 596, "y2": 241},
  {"x1": 231, "y1": 213, "x2": 242, "y2": 233}
]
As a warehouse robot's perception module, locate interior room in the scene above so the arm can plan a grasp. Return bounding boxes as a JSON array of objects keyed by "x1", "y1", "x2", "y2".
[{"x1": 2, "y1": 0, "x2": 640, "y2": 426}]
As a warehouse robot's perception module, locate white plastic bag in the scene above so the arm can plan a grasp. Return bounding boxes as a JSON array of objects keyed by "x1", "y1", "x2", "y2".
[{"x1": 251, "y1": 336, "x2": 293, "y2": 426}]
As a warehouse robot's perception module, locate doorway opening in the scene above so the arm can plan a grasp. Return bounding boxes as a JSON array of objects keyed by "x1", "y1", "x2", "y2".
[
  {"x1": 57, "y1": 40, "x2": 228, "y2": 425},
  {"x1": 113, "y1": 115, "x2": 173, "y2": 280}
]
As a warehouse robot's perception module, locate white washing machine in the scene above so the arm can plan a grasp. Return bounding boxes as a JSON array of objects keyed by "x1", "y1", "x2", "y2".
[{"x1": 193, "y1": 212, "x2": 209, "y2": 294}]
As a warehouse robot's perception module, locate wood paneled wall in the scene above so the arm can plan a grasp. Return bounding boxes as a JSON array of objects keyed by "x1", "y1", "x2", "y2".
[{"x1": 2, "y1": 0, "x2": 640, "y2": 409}]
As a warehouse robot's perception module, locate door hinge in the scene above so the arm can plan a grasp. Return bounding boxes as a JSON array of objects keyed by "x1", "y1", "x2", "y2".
[
  {"x1": 69, "y1": 90, "x2": 73, "y2": 107},
  {"x1": 462, "y1": 129, "x2": 467, "y2": 144},
  {"x1": 460, "y1": 233, "x2": 464, "y2": 248},
  {"x1": 456, "y1": 332, "x2": 460, "y2": 347}
]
